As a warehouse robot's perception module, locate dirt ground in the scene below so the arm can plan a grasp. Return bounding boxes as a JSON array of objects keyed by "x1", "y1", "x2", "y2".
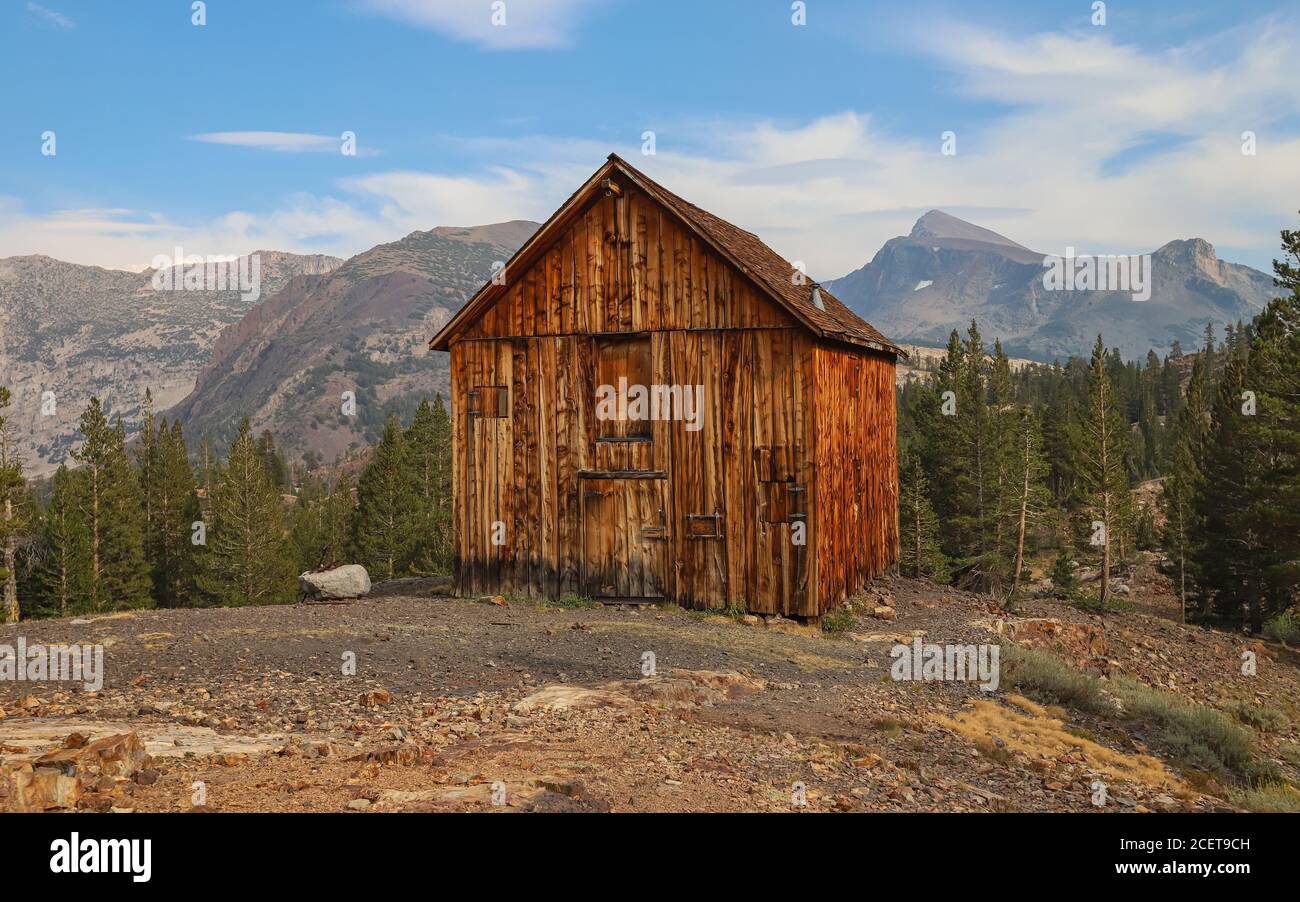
[{"x1": 1, "y1": 568, "x2": 1296, "y2": 813}]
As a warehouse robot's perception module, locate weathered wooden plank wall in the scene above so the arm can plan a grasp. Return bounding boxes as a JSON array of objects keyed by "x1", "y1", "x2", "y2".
[
  {"x1": 812, "y1": 345, "x2": 899, "y2": 611},
  {"x1": 462, "y1": 188, "x2": 794, "y2": 340},
  {"x1": 452, "y1": 327, "x2": 821, "y2": 613}
]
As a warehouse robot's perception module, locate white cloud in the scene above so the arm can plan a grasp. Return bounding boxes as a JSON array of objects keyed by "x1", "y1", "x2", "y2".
[
  {"x1": 192, "y1": 132, "x2": 349, "y2": 153},
  {"x1": 26, "y1": 3, "x2": 74, "y2": 29},
  {"x1": 357, "y1": 0, "x2": 606, "y2": 49}
]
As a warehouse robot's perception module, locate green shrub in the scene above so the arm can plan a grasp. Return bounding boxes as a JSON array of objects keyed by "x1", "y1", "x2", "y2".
[
  {"x1": 1004, "y1": 646, "x2": 1258, "y2": 777},
  {"x1": 822, "y1": 605, "x2": 856, "y2": 635},
  {"x1": 508, "y1": 592, "x2": 599, "y2": 610},
  {"x1": 1229, "y1": 782, "x2": 1300, "y2": 812},
  {"x1": 1223, "y1": 699, "x2": 1285, "y2": 733},
  {"x1": 1050, "y1": 550, "x2": 1076, "y2": 593},
  {"x1": 1001, "y1": 645, "x2": 1111, "y2": 714},
  {"x1": 1263, "y1": 609, "x2": 1300, "y2": 644},
  {"x1": 1111, "y1": 676, "x2": 1253, "y2": 774}
]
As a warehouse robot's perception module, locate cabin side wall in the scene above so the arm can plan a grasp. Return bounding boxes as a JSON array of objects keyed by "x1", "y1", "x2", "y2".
[{"x1": 812, "y1": 344, "x2": 899, "y2": 611}]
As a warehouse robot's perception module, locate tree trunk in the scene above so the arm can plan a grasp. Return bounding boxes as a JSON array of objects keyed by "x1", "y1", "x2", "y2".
[
  {"x1": 1099, "y1": 492, "x2": 1111, "y2": 613},
  {"x1": 2, "y1": 497, "x2": 17, "y2": 623},
  {"x1": 1011, "y1": 427, "x2": 1030, "y2": 596},
  {"x1": 913, "y1": 497, "x2": 922, "y2": 579},
  {"x1": 90, "y1": 464, "x2": 101, "y2": 613},
  {"x1": 1177, "y1": 502, "x2": 1187, "y2": 626}
]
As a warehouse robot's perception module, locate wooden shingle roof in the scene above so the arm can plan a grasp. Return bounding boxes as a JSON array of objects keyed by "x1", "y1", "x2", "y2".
[{"x1": 430, "y1": 154, "x2": 901, "y2": 356}]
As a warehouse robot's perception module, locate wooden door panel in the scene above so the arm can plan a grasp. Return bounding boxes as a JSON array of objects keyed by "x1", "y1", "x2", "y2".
[{"x1": 581, "y1": 478, "x2": 666, "y2": 599}]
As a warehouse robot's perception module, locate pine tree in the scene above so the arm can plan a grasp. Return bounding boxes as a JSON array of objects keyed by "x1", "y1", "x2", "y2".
[
  {"x1": 1239, "y1": 217, "x2": 1300, "y2": 614},
  {"x1": 1050, "y1": 547, "x2": 1077, "y2": 595},
  {"x1": 1075, "y1": 337, "x2": 1130, "y2": 611},
  {"x1": 986, "y1": 340, "x2": 1021, "y2": 591},
  {"x1": 197, "y1": 419, "x2": 295, "y2": 606},
  {"x1": 923, "y1": 329, "x2": 967, "y2": 526},
  {"x1": 290, "y1": 473, "x2": 354, "y2": 573},
  {"x1": 898, "y1": 451, "x2": 949, "y2": 582},
  {"x1": 151, "y1": 419, "x2": 200, "y2": 606},
  {"x1": 71, "y1": 399, "x2": 151, "y2": 612},
  {"x1": 1193, "y1": 217, "x2": 1300, "y2": 630},
  {"x1": 1161, "y1": 354, "x2": 1209, "y2": 624},
  {"x1": 256, "y1": 430, "x2": 289, "y2": 489},
  {"x1": 197, "y1": 435, "x2": 220, "y2": 526},
  {"x1": 926, "y1": 324, "x2": 993, "y2": 587},
  {"x1": 36, "y1": 465, "x2": 91, "y2": 617},
  {"x1": 0, "y1": 387, "x2": 31, "y2": 622},
  {"x1": 1041, "y1": 372, "x2": 1082, "y2": 503},
  {"x1": 403, "y1": 396, "x2": 453, "y2": 575},
  {"x1": 1007, "y1": 408, "x2": 1051, "y2": 597},
  {"x1": 352, "y1": 414, "x2": 411, "y2": 581},
  {"x1": 1192, "y1": 339, "x2": 1268, "y2": 628},
  {"x1": 138, "y1": 389, "x2": 160, "y2": 578}
]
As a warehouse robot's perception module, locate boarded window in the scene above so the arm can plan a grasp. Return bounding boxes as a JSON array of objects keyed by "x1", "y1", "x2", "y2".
[
  {"x1": 761, "y1": 482, "x2": 806, "y2": 524},
  {"x1": 468, "y1": 386, "x2": 509, "y2": 419},
  {"x1": 686, "y1": 513, "x2": 722, "y2": 539},
  {"x1": 596, "y1": 335, "x2": 653, "y2": 442}
]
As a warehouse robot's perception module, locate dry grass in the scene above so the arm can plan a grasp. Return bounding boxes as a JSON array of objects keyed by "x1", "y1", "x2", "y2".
[{"x1": 935, "y1": 694, "x2": 1184, "y2": 791}]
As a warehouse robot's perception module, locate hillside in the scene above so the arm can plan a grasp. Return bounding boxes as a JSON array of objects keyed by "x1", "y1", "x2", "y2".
[
  {"x1": 169, "y1": 221, "x2": 538, "y2": 461},
  {"x1": 0, "y1": 251, "x2": 341, "y2": 475}
]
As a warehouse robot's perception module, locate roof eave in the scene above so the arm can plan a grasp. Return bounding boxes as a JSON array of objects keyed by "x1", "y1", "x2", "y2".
[{"x1": 428, "y1": 158, "x2": 620, "y2": 351}]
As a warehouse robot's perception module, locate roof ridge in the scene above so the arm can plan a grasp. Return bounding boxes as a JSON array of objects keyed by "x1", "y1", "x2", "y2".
[
  {"x1": 607, "y1": 155, "x2": 899, "y2": 355},
  {"x1": 432, "y1": 155, "x2": 900, "y2": 356}
]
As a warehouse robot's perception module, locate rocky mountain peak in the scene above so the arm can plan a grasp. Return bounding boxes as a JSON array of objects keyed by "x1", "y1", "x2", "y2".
[
  {"x1": 1153, "y1": 238, "x2": 1220, "y2": 276},
  {"x1": 908, "y1": 210, "x2": 1029, "y2": 251}
]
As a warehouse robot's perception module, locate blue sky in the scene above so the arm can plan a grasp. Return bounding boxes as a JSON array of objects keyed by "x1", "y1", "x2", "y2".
[{"x1": 2, "y1": 0, "x2": 1297, "y2": 277}]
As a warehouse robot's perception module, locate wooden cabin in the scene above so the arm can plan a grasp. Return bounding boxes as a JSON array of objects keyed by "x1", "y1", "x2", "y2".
[{"x1": 429, "y1": 154, "x2": 901, "y2": 618}]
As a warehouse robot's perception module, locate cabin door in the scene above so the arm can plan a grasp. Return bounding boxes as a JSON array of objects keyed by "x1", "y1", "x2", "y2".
[{"x1": 580, "y1": 477, "x2": 667, "y2": 600}]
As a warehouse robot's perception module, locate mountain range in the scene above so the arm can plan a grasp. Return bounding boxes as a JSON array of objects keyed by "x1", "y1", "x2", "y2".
[
  {"x1": 826, "y1": 210, "x2": 1277, "y2": 362},
  {"x1": 1, "y1": 209, "x2": 1280, "y2": 473},
  {"x1": 0, "y1": 251, "x2": 341, "y2": 476},
  {"x1": 168, "y1": 221, "x2": 537, "y2": 464}
]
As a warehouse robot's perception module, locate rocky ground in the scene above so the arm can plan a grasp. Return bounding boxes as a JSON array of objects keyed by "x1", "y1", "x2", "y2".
[{"x1": 1, "y1": 568, "x2": 1296, "y2": 813}]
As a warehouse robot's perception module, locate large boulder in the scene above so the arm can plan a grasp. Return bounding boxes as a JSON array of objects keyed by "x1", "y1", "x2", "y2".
[{"x1": 299, "y1": 564, "x2": 371, "y2": 600}]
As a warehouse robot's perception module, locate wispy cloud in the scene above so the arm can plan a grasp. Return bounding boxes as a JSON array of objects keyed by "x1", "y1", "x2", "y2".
[
  {"x1": 26, "y1": 2, "x2": 74, "y2": 28},
  {"x1": 357, "y1": 0, "x2": 607, "y2": 49},
  {"x1": 191, "y1": 132, "x2": 353, "y2": 153}
]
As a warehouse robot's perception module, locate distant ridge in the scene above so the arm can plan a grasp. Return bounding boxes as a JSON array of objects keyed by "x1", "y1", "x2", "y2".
[
  {"x1": 0, "y1": 250, "x2": 343, "y2": 475},
  {"x1": 826, "y1": 212, "x2": 1275, "y2": 361},
  {"x1": 169, "y1": 221, "x2": 539, "y2": 461}
]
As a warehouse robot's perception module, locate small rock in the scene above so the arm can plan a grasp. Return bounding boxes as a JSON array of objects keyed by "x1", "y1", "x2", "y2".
[{"x1": 358, "y1": 689, "x2": 391, "y2": 708}]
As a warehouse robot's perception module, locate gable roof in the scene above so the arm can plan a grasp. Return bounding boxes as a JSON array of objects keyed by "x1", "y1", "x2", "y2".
[{"x1": 430, "y1": 154, "x2": 901, "y2": 356}]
